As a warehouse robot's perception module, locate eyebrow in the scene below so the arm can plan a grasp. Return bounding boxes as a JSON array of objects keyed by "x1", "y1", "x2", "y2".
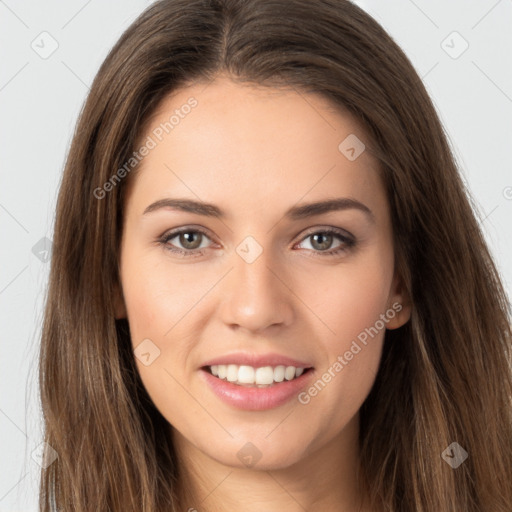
[{"x1": 142, "y1": 197, "x2": 374, "y2": 222}]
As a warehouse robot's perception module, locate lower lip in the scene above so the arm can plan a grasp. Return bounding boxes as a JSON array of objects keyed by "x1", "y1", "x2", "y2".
[{"x1": 199, "y1": 368, "x2": 314, "y2": 411}]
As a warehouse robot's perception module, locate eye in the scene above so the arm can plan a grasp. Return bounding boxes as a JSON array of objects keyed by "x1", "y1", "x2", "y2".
[
  {"x1": 159, "y1": 227, "x2": 213, "y2": 257},
  {"x1": 295, "y1": 228, "x2": 355, "y2": 256},
  {"x1": 158, "y1": 226, "x2": 356, "y2": 258}
]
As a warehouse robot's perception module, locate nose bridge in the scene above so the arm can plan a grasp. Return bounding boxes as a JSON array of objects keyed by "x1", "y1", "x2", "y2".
[{"x1": 221, "y1": 235, "x2": 292, "y2": 331}]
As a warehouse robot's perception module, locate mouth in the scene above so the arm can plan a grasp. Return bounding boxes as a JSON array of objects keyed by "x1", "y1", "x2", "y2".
[{"x1": 201, "y1": 364, "x2": 314, "y2": 388}]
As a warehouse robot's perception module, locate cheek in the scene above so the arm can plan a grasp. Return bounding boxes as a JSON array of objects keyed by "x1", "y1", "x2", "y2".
[
  {"x1": 119, "y1": 246, "x2": 216, "y2": 407},
  {"x1": 306, "y1": 245, "x2": 393, "y2": 407},
  {"x1": 320, "y1": 249, "x2": 394, "y2": 345},
  {"x1": 321, "y1": 279, "x2": 388, "y2": 390},
  {"x1": 122, "y1": 272, "x2": 164, "y2": 341},
  {"x1": 120, "y1": 247, "x2": 208, "y2": 340},
  {"x1": 119, "y1": 250, "x2": 202, "y2": 417}
]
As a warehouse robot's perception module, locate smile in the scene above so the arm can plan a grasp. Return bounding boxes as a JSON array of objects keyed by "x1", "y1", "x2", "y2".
[
  {"x1": 206, "y1": 364, "x2": 311, "y2": 387},
  {"x1": 200, "y1": 365, "x2": 315, "y2": 411}
]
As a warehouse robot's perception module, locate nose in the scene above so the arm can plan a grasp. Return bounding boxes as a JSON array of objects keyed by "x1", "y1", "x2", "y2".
[{"x1": 219, "y1": 240, "x2": 294, "y2": 334}]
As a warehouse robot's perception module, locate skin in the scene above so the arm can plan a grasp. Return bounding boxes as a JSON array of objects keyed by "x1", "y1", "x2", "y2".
[{"x1": 116, "y1": 75, "x2": 411, "y2": 512}]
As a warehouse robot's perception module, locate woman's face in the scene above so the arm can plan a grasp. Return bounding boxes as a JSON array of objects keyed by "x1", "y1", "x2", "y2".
[{"x1": 117, "y1": 76, "x2": 410, "y2": 470}]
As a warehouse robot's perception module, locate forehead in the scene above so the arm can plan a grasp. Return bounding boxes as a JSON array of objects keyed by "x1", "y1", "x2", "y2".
[{"x1": 125, "y1": 77, "x2": 386, "y2": 220}]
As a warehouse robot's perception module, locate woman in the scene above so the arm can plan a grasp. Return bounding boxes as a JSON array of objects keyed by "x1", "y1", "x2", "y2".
[{"x1": 38, "y1": 0, "x2": 512, "y2": 510}]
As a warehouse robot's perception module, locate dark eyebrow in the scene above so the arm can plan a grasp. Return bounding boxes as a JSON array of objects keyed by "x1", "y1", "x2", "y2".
[
  {"x1": 286, "y1": 198, "x2": 374, "y2": 222},
  {"x1": 142, "y1": 197, "x2": 374, "y2": 222},
  {"x1": 143, "y1": 198, "x2": 224, "y2": 217}
]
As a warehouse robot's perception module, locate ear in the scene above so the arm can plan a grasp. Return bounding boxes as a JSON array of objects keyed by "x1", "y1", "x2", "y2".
[
  {"x1": 113, "y1": 279, "x2": 127, "y2": 319},
  {"x1": 385, "y1": 271, "x2": 412, "y2": 330}
]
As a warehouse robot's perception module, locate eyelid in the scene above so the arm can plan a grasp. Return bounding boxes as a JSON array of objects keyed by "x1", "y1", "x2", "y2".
[
  {"x1": 160, "y1": 225, "x2": 215, "y2": 239},
  {"x1": 295, "y1": 225, "x2": 355, "y2": 242}
]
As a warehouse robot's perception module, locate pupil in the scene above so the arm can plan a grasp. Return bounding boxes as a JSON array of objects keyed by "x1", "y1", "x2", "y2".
[
  {"x1": 181, "y1": 232, "x2": 201, "y2": 249},
  {"x1": 312, "y1": 233, "x2": 332, "y2": 251}
]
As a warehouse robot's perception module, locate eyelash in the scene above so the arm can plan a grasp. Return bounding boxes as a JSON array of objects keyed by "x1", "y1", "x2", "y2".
[{"x1": 158, "y1": 226, "x2": 356, "y2": 258}]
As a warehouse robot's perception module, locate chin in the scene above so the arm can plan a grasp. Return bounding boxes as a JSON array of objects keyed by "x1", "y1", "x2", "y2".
[{"x1": 207, "y1": 438, "x2": 306, "y2": 471}]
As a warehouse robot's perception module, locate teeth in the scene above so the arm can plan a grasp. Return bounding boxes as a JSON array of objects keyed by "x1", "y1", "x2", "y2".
[
  {"x1": 284, "y1": 366, "x2": 295, "y2": 380},
  {"x1": 208, "y1": 364, "x2": 307, "y2": 386},
  {"x1": 226, "y1": 364, "x2": 238, "y2": 382},
  {"x1": 255, "y1": 366, "x2": 274, "y2": 385},
  {"x1": 273, "y1": 365, "x2": 285, "y2": 382},
  {"x1": 238, "y1": 365, "x2": 256, "y2": 384}
]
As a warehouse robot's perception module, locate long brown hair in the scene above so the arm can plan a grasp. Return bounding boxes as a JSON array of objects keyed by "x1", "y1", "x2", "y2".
[{"x1": 39, "y1": 0, "x2": 512, "y2": 510}]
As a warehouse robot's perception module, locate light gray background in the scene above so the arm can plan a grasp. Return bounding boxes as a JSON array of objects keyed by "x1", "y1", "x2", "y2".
[{"x1": 1, "y1": 0, "x2": 511, "y2": 510}]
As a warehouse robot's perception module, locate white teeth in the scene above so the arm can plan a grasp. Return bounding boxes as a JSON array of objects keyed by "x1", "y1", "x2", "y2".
[
  {"x1": 226, "y1": 364, "x2": 238, "y2": 382},
  {"x1": 274, "y1": 365, "x2": 285, "y2": 382},
  {"x1": 284, "y1": 366, "x2": 296, "y2": 380},
  {"x1": 255, "y1": 366, "x2": 274, "y2": 385},
  {"x1": 238, "y1": 365, "x2": 255, "y2": 384},
  {"x1": 207, "y1": 363, "x2": 309, "y2": 386}
]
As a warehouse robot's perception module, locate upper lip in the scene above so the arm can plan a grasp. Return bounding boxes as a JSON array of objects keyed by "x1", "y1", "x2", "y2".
[{"x1": 201, "y1": 352, "x2": 314, "y2": 369}]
